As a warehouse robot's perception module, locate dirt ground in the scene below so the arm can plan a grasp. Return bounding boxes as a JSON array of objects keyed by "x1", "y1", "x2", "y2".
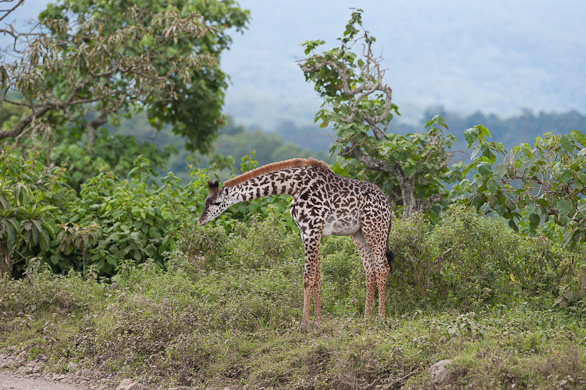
[{"x1": 0, "y1": 372, "x2": 89, "y2": 390}]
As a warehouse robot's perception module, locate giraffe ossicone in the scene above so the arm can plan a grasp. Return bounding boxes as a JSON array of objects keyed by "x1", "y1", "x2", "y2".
[{"x1": 198, "y1": 158, "x2": 393, "y2": 332}]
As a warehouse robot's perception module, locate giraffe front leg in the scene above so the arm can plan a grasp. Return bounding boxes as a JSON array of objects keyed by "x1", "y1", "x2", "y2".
[
  {"x1": 299, "y1": 235, "x2": 322, "y2": 333},
  {"x1": 312, "y1": 273, "x2": 322, "y2": 327},
  {"x1": 300, "y1": 274, "x2": 313, "y2": 333},
  {"x1": 291, "y1": 203, "x2": 325, "y2": 333}
]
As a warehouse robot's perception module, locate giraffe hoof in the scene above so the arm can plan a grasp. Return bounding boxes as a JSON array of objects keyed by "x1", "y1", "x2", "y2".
[{"x1": 300, "y1": 321, "x2": 310, "y2": 333}]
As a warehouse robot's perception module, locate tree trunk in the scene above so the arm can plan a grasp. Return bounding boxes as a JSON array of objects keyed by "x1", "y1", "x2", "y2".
[
  {"x1": 395, "y1": 174, "x2": 418, "y2": 219},
  {"x1": 86, "y1": 113, "x2": 108, "y2": 151},
  {"x1": 340, "y1": 145, "x2": 422, "y2": 218},
  {"x1": 0, "y1": 240, "x2": 11, "y2": 279}
]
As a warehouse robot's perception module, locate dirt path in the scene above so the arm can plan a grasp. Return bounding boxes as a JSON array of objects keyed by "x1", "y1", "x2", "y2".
[
  {"x1": 0, "y1": 352, "x2": 142, "y2": 390},
  {"x1": 0, "y1": 372, "x2": 89, "y2": 390}
]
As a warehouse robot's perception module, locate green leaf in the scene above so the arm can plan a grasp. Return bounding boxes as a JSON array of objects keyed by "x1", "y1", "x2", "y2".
[
  {"x1": 571, "y1": 129, "x2": 586, "y2": 147},
  {"x1": 425, "y1": 115, "x2": 448, "y2": 130},
  {"x1": 508, "y1": 219, "x2": 518, "y2": 231},
  {"x1": 403, "y1": 165, "x2": 417, "y2": 178},
  {"x1": 528, "y1": 213, "x2": 540, "y2": 231},
  {"x1": 577, "y1": 201, "x2": 586, "y2": 216},
  {"x1": 575, "y1": 171, "x2": 586, "y2": 187},
  {"x1": 486, "y1": 179, "x2": 498, "y2": 194},
  {"x1": 493, "y1": 163, "x2": 507, "y2": 180},
  {"x1": 165, "y1": 47, "x2": 179, "y2": 57},
  {"x1": 477, "y1": 125, "x2": 492, "y2": 139},
  {"x1": 463, "y1": 127, "x2": 479, "y2": 148},
  {"x1": 131, "y1": 207, "x2": 140, "y2": 217},
  {"x1": 477, "y1": 162, "x2": 492, "y2": 181},
  {"x1": 140, "y1": 33, "x2": 154, "y2": 48},
  {"x1": 557, "y1": 199, "x2": 573, "y2": 217},
  {"x1": 558, "y1": 168, "x2": 573, "y2": 184},
  {"x1": 470, "y1": 145, "x2": 480, "y2": 160},
  {"x1": 560, "y1": 135, "x2": 574, "y2": 153}
]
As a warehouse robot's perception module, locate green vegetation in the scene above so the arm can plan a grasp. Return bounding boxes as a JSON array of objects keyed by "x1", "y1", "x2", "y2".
[
  {"x1": 1, "y1": 208, "x2": 585, "y2": 388},
  {"x1": 461, "y1": 126, "x2": 586, "y2": 247},
  {"x1": 1, "y1": 5, "x2": 586, "y2": 389},
  {"x1": 1, "y1": 0, "x2": 249, "y2": 153},
  {"x1": 421, "y1": 107, "x2": 586, "y2": 150},
  {"x1": 299, "y1": 11, "x2": 465, "y2": 219}
]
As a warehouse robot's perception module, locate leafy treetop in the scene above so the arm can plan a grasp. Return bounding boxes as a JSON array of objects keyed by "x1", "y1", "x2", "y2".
[{"x1": 0, "y1": 0, "x2": 249, "y2": 153}]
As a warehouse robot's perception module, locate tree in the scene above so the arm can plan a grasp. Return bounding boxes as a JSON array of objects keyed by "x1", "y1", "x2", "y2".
[
  {"x1": 460, "y1": 126, "x2": 586, "y2": 246},
  {"x1": 299, "y1": 10, "x2": 462, "y2": 218},
  {"x1": 0, "y1": 0, "x2": 249, "y2": 153}
]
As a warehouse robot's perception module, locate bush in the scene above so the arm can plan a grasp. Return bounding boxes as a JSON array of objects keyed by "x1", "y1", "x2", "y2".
[
  {"x1": 225, "y1": 212, "x2": 304, "y2": 271},
  {"x1": 2, "y1": 218, "x2": 586, "y2": 388},
  {"x1": 388, "y1": 205, "x2": 585, "y2": 312}
]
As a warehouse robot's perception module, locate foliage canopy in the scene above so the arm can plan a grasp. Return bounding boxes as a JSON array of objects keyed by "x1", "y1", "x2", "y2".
[{"x1": 0, "y1": 0, "x2": 249, "y2": 153}]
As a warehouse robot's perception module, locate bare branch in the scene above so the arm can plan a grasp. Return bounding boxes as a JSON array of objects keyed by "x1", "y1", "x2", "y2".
[
  {"x1": 0, "y1": 0, "x2": 24, "y2": 24},
  {"x1": 340, "y1": 143, "x2": 397, "y2": 173},
  {"x1": 300, "y1": 37, "x2": 392, "y2": 141}
]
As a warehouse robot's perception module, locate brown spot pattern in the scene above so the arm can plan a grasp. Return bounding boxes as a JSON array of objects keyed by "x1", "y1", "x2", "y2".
[{"x1": 198, "y1": 159, "x2": 392, "y2": 332}]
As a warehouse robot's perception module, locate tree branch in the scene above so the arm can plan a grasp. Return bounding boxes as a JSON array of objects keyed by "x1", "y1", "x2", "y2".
[
  {"x1": 0, "y1": 0, "x2": 24, "y2": 24},
  {"x1": 0, "y1": 106, "x2": 52, "y2": 140},
  {"x1": 340, "y1": 143, "x2": 396, "y2": 173}
]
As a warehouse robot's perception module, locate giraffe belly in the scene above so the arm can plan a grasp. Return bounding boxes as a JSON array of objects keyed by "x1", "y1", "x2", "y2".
[{"x1": 323, "y1": 212, "x2": 361, "y2": 237}]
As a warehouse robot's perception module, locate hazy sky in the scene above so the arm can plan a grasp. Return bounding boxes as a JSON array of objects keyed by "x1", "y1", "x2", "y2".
[
  {"x1": 222, "y1": 0, "x2": 586, "y2": 128},
  {"x1": 3, "y1": 0, "x2": 586, "y2": 129}
]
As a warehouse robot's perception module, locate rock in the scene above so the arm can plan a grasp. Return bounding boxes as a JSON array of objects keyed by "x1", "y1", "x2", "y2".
[
  {"x1": 429, "y1": 359, "x2": 453, "y2": 383},
  {"x1": 26, "y1": 360, "x2": 38, "y2": 368},
  {"x1": 67, "y1": 361, "x2": 79, "y2": 372},
  {"x1": 117, "y1": 378, "x2": 145, "y2": 390},
  {"x1": 14, "y1": 350, "x2": 27, "y2": 367},
  {"x1": 0, "y1": 357, "x2": 12, "y2": 369}
]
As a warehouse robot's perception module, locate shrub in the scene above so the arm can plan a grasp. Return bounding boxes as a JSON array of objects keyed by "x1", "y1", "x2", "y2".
[
  {"x1": 387, "y1": 205, "x2": 586, "y2": 312},
  {"x1": 226, "y1": 212, "x2": 303, "y2": 271}
]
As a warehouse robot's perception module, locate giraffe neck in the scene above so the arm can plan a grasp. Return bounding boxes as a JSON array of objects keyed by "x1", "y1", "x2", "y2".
[{"x1": 227, "y1": 167, "x2": 308, "y2": 202}]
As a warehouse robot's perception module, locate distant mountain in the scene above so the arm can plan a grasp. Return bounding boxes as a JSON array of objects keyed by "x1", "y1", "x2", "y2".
[{"x1": 270, "y1": 108, "x2": 586, "y2": 156}]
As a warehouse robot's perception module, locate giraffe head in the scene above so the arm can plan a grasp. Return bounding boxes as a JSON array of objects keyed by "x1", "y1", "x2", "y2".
[{"x1": 198, "y1": 180, "x2": 235, "y2": 225}]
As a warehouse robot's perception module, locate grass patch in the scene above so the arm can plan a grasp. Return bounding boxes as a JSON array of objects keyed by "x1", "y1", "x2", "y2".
[
  {"x1": 1, "y1": 208, "x2": 586, "y2": 388},
  {"x1": 2, "y1": 265, "x2": 586, "y2": 388}
]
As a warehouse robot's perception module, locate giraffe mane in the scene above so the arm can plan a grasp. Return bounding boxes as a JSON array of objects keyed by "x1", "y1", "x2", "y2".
[{"x1": 223, "y1": 158, "x2": 332, "y2": 188}]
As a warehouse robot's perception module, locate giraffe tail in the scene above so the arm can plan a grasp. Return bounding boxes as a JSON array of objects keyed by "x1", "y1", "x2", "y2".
[{"x1": 385, "y1": 249, "x2": 395, "y2": 271}]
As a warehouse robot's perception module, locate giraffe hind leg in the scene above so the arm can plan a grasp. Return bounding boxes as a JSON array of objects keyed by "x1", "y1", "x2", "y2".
[
  {"x1": 300, "y1": 278, "x2": 312, "y2": 333},
  {"x1": 360, "y1": 216, "x2": 391, "y2": 319},
  {"x1": 351, "y1": 231, "x2": 377, "y2": 320}
]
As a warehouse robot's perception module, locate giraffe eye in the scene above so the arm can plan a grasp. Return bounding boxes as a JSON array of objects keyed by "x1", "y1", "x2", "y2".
[{"x1": 213, "y1": 201, "x2": 221, "y2": 206}]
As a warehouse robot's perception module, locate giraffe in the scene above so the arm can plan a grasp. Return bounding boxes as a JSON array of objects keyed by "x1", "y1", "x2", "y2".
[{"x1": 198, "y1": 158, "x2": 394, "y2": 332}]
